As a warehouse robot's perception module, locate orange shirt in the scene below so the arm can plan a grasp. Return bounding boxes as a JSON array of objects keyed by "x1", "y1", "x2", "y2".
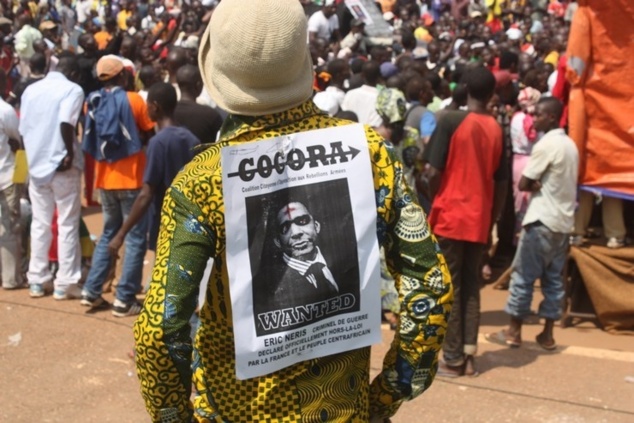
[
  {"x1": 94, "y1": 92, "x2": 155, "y2": 190},
  {"x1": 94, "y1": 31, "x2": 113, "y2": 50},
  {"x1": 379, "y1": 0, "x2": 397, "y2": 13}
]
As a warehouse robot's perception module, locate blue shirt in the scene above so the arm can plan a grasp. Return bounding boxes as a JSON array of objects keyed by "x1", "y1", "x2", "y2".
[
  {"x1": 144, "y1": 126, "x2": 200, "y2": 250},
  {"x1": 420, "y1": 110, "x2": 437, "y2": 138}
]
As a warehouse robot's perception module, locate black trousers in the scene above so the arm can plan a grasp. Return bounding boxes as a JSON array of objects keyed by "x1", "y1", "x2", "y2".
[{"x1": 437, "y1": 237, "x2": 486, "y2": 366}]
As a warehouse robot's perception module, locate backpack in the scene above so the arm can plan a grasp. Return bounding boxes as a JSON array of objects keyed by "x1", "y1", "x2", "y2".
[{"x1": 82, "y1": 87, "x2": 142, "y2": 163}]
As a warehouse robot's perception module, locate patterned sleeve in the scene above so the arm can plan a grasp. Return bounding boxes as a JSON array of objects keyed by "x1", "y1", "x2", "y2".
[
  {"x1": 134, "y1": 187, "x2": 216, "y2": 423},
  {"x1": 367, "y1": 128, "x2": 453, "y2": 418}
]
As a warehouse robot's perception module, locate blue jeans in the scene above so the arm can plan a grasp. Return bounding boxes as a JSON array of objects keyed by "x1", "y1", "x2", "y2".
[
  {"x1": 505, "y1": 222, "x2": 569, "y2": 321},
  {"x1": 83, "y1": 189, "x2": 147, "y2": 303}
]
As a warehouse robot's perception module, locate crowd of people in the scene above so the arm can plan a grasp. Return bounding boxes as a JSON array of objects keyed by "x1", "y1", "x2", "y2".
[
  {"x1": 0, "y1": 0, "x2": 224, "y2": 311},
  {"x1": 0, "y1": 0, "x2": 625, "y2": 421}
]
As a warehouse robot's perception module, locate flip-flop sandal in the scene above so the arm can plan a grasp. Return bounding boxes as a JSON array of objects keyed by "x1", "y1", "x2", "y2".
[
  {"x1": 436, "y1": 360, "x2": 464, "y2": 378},
  {"x1": 535, "y1": 334, "x2": 557, "y2": 351},
  {"x1": 485, "y1": 330, "x2": 521, "y2": 348}
]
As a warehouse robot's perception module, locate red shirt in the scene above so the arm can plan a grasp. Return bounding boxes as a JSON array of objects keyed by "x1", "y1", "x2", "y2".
[{"x1": 424, "y1": 111, "x2": 506, "y2": 243}]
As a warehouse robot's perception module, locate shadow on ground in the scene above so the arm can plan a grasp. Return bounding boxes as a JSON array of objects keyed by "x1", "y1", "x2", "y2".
[
  {"x1": 480, "y1": 311, "x2": 542, "y2": 327},
  {"x1": 476, "y1": 346, "x2": 558, "y2": 374}
]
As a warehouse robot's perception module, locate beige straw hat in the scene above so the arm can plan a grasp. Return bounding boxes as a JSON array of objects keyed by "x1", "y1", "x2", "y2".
[{"x1": 198, "y1": 0, "x2": 314, "y2": 116}]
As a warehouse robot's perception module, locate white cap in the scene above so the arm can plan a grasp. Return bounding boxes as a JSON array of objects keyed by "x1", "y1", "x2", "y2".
[{"x1": 506, "y1": 27, "x2": 523, "y2": 41}]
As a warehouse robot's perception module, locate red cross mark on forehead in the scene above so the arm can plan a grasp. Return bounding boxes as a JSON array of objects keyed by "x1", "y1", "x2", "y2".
[{"x1": 283, "y1": 205, "x2": 296, "y2": 219}]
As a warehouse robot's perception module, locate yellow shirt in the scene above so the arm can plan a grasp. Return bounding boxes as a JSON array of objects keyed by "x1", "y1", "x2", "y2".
[
  {"x1": 134, "y1": 101, "x2": 453, "y2": 422},
  {"x1": 117, "y1": 9, "x2": 132, "y2": 30},
  {"x1": 544, "y1": 51, "x2": 560, "y2": 68}
]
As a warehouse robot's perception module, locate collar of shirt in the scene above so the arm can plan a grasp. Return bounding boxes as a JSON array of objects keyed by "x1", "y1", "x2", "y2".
[
  {"x1": 283, "y1": 248, "x2": 338, "y2": 291},
  {"x1": 283, "y1": 247, "x2": 328, "y2": 276},
  {"x1": 217, "y1": 100, "x2": 324, "y2": 143},
  {"x1": 44, "y1": 71, "x2": 70, "y2": 82},
  {"x1": 545, "y1": 128, "x2": 566, "y2": 137}
]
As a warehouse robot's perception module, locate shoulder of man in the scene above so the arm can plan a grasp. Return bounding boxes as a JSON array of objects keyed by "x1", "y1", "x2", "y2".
[
  {"x1": 177, "y1": 100, "x2": 218, "y2": 116},
  {"x1": 0, "y1": 98, "x2": 14, "y2": 116},
  {"x1": 169, "y1": 141, "x2": 223, "y2": 200},
  {"x1": 437, "y1": 109, "x2": 470, "y2": 131},
  {"x1": 66, "y1": 80, "x2": 85, "y2": 97},
  {"x1": 160, "y1": 125, "x2": 200, "y2": 146},
  {"x1": 126, "y1": 90, "x2": 145, "y2": 103}
]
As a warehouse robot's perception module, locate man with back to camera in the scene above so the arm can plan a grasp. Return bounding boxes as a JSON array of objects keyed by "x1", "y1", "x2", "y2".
[
  {"x1": 80, "y1": 55, "x2": 155, "y2": 316},
  {"x1": 423, "y1": 66, "x2": 509, "y2": 378},
  {"x1": 174, "y1": 64, "x2": 223, "y2": 144},
  {"x1": 19, "y1": 56, "x2": 84, "y2": 299},
  {"x1": 134, "y1": 1, "x2": 452, "y2": 422},
  {"x1": 107, "y1": 82, "x2": 200, "y2": 268}
]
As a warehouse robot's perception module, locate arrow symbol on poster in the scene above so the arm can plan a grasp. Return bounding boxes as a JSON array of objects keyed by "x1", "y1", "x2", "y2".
[{"x1": 228, "y1": 141, "x2": 361, "y2": 182}]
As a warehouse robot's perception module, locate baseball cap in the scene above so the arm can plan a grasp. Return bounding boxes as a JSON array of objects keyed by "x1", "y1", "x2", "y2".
[
  {"x1": 96, "y1": 55, "x2": 124, "y2": 81},
  {"x1": 39, "y1": 20, "x2": 57, "y2": 31},
  {"x1": 380, "y1": 62, "x2": 398, "y2": 79}
]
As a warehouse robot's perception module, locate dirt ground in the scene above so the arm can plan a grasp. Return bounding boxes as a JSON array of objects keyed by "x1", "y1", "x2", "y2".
[{"x1": 0, "y1": 207, "x2": 632, "y2": 422}]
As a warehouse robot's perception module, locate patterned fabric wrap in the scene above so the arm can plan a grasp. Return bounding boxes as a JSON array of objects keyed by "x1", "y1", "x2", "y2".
[
  {"x1": 134, "y1": 100, "x2": 453, "y2": 422},
  {"x1": 375, "y1": 87, "x2": 407, "y2": 125}
]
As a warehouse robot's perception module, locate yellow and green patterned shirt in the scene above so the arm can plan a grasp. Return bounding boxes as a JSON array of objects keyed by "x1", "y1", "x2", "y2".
[{"x1": 134, "y1": 101, "x2": 453, "y2": 423}]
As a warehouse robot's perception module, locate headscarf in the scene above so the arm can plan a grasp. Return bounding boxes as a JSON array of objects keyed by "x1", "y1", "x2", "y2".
[
  {"x1": 376, "y1": 87, "x2": 407, "y2": 124},
  {"x1": 517, "y1": 87, "x2": 541, "y2": 113}
]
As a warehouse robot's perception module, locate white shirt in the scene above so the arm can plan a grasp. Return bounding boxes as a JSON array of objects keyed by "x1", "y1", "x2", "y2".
[
  {"x1": 313, "y1": 86, "x2": 345, "y2": 116},
  {"x1": 19, "y1": 72, "x2": 85, "y2": 185},
  {"x1": 522, "y1": 128, "x2": 579, "y2": 233},
  {"x1": 547, "y1": 70, "x2": 558, "y2": 95},
  {"x1": 0, "y1": 98, "x2": 21, "y2": 190},
  {"x1": 307, "y1": 11, "x2": 339, "y2": 41},
  {"x1": 76, "y1": 0, "x2": 94, "y2": 24},
  {"x1": 341, "y1": 85, "x2": 383, "y2": 127},
  {"x1": 14, "y1": 24, "x2": 42, "y2": 60},
  {"x1": 510, "y1": 111, "x2": 535, "y2": 155},
  {"x1": 139, "y1": 89, "x2": 148, "y2": 103}
]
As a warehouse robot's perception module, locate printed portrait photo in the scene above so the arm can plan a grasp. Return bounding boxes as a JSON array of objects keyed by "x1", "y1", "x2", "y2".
[{"x1": 246, "y1": 179, "x2": 361, "y2": 336}]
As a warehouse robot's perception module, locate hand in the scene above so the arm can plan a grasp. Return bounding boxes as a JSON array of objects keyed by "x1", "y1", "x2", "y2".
[
  {"x1": 531, "y1": 180, "x2": 542, "y2": 192},
  {"x1": 8, "y1": 139, "x2": 20, "y2": 153},
  {"x1": 108, "y1": 233, "x2": 125, "y2": 259},
  {"x1": 56, "y1": 153, "x2": 73, "y2": 171}
]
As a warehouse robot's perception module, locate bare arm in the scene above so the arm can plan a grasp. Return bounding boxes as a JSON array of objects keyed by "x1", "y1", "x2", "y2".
[
  {"x1": 332, "y1": 28, "x2": 342, "y2": 43},
  {"x1": 518, "y1": 175, "x2": 541, "y2": 192},
  {"x1": 58, "y1": 122, "x2": 75, "y2": 171},
  {"x1": 425, "y1": 165, "x2": 443, "y2": 201},
  {"x1": 7, "y1": 137, "x2": 23, "y2": 152}
]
